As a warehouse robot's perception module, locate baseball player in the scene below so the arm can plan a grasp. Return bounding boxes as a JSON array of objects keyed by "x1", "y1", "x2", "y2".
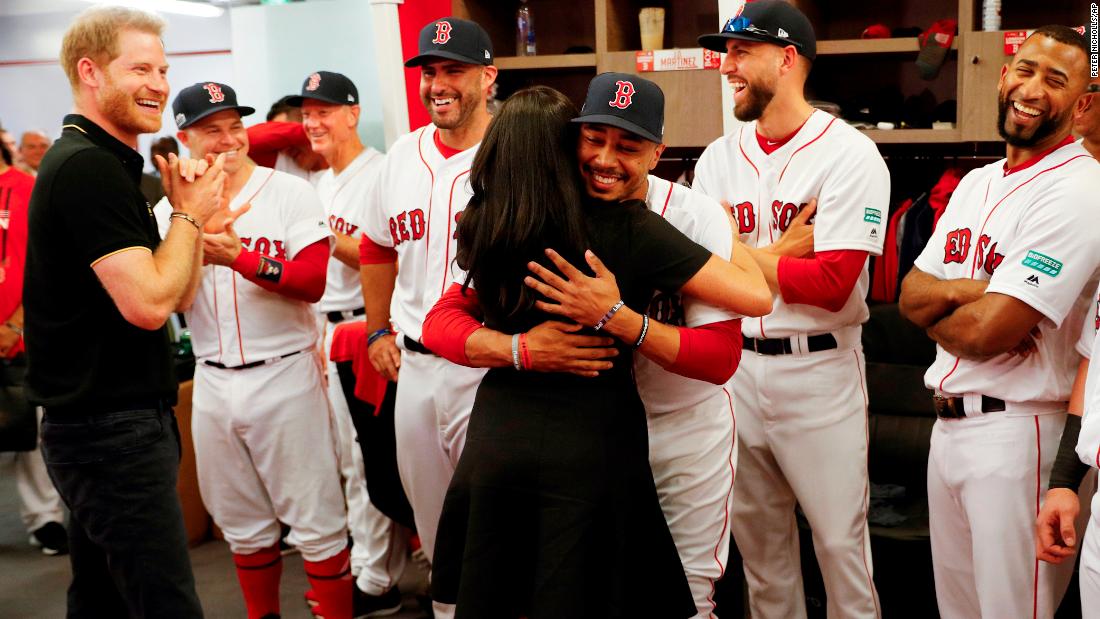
[
  {"x1": 287, "y1": 71, "x2": 407, "y2": 616},
  {"x1": 358, "y1": 17, "x2": 497, "y2": 618},
  {"x1": 898, "y1": 26, "x2": 1100, "y2": 618},
  {"x1": 156, "y1": 82, "x2": 352, "y2": 619},
  {"x1": 694, "y1": 3, "x2": 888, "y2": 617},
  {"x1": 419, "y1": 73, "x2": 769, "y2": 618},
  {"x1": 1035, "y1": 76, "x2": 1100, "y2": 606}
]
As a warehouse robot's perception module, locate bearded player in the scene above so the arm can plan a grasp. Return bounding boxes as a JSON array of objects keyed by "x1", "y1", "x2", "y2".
[{"x1": 900, "y1": 27, "x2": 1100, "y2": 618}]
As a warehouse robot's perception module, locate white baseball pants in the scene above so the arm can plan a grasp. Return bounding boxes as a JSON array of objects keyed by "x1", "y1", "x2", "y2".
[
  {"x1": 14, "y1": 408, "x2": 65, "y2": 532},
  {"x1": 647, "y1": 388, "x2": 737, "y2": 619},
  {"x1": 192, "y1": 352, "x2": 347, "y2": 562},
  {"x1": 928, "y1": 411, "x2": 1076, "y2": 619},
  {"x1": 730, "y1": 346, "x2": 879, "y2": 619}
]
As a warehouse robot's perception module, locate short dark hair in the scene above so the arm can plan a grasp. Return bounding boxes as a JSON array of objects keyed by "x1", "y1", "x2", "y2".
[
  {"x1": 0, "y1": 137, "x2": 11, "y2": 166},
  {"x1": 1025, "y1": 25, "x2": 1089, "y2": 62},
  {"x1": 150, "y1": 135, "x2": 179, "y2": 159},
  {"x1": 267, "y1": 95, "x2": 301, "y2": 122}
]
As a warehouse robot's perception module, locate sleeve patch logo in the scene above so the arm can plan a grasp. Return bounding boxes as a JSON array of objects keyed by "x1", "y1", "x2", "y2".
[
  {"x1": 863, "y1": 207, "x2": 882, "y2": 224},
  {"x1": 1022, "y1": 250, "x2": 1062, "y2": 277},
  {"x1": 256, "y1": 256, "x2": 284, "y2": 283}
]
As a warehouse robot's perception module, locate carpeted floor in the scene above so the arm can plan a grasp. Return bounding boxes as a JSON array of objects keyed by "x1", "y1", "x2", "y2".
[{"x1": 0, "y1": 451, "x2": 431, "y2": 618}]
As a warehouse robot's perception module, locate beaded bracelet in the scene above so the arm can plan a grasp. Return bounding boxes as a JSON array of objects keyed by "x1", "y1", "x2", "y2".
[
  {"x1": 511, "y1": 333, "x2": 523, "y2": 370},
  {"x1": 169, "y1": 211, "x2": 202, "y2": 231},
  {"x1": 633, "y1": 314, "x2": 650, "y2": 349},
  {"x1": 594, "y1": 300, "x2": 625, "y2": 331},
  {"x1": 367, "y1": 327, "x2": 393, "y2": 347}
]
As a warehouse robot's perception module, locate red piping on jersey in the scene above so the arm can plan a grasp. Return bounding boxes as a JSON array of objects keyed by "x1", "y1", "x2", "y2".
[
  {"x1": 417, "y1": 128, "x2": 436, "y2": 283},
  {"x1": 1032, "y1": 416, "x2": 1041, "y2": 619},
  {"x1": 937, "y1": 357, "x2": 961, "y2": 392},
  {"x1": 969, "y1": 155, "x2": 1091, "y2": 278},
  {"x1": 213, "y1": 277, "x2": 224, "y2": 361},
  {"x1": 855, "y1": 352, "x2": 881, "y2": 619},
  {"x1": 737, "y1": 127, "x2": 763, "y2": 249},
  {"x1": 232, "y1": 274, "x2": 245, "y2": 365},
  {"x1": 777, "y1": 116, "x2": 838, "y2": 185},
  {"x1": 441, "y1": 169, "x2": 472, "y2": 296},
  {"x1": 969, "y1": 179, "x2": 993, "y2": 278},
  {"x1": 658, "y1": 181, "x2": 674, "y2": 218},
  {"x1": 241, "y1": 169, "x2": 276, "y2": 208},
  {"x1": 706, "y1": 388, "x2": 738, "y2": 618}
]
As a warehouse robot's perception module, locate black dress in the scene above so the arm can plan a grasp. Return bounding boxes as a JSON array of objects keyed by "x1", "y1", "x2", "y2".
[{"x1": 432, "y1": 199, "x2": 710, "y2": 619}]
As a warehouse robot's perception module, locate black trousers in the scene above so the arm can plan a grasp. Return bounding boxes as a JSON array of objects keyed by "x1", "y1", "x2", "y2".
[{"x1": 41, "y1": 406, "x2": 203, "y2": 619}]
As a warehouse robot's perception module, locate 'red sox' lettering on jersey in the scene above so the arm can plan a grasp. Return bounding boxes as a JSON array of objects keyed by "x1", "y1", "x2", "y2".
[
  {"x1": 239, "y1": 236, "x2": 287, "y2": 260},
  {"x1": 388, "y1": 209, "x2": 426, "y2": 246}
]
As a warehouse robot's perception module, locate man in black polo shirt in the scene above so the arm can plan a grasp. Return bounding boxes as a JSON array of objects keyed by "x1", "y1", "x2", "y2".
[{"x1": 23, "y1": 6, "x2": 228, "y2": 617}]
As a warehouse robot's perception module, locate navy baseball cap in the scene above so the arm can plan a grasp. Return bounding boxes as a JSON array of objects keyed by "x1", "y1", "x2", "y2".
[
  {"x1": 698, "y1": 0, "x2": 817, "y2": 61},
  {"x1": 404, "y1": 17, "x2": 494, "y2": 67},
  {"x1": 286, "y1": 71, "x2": 359, "y2": 107},
  {"x1": 173, "y1": 82, "x2": 255, "y2": 130},
  {"x1": 572, "y1": 72, "x2": 664, "y2": 144}
]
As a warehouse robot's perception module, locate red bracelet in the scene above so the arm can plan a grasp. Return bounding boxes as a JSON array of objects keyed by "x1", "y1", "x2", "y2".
[{"x1": 519, "y1": 333, "x2": 532, "y2": 370}]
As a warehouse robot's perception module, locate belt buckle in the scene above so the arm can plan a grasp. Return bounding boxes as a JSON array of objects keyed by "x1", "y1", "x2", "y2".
[{"x1": 932, "y1": 395, "x2": 964, "y2": 419}]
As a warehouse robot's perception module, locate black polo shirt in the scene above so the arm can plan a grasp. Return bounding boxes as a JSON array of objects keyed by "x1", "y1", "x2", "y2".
[{"x1": 23, "y1": 114, "x2": 176, "y2": 411}]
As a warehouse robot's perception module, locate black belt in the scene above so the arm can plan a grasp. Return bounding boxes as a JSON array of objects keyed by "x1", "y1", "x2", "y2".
[
  {"x1": 203, "y1": 349, "x2": 303, "y2": 371},
  {"x1": 932, "y1": 395, "x2": 1006, "y2": 419},
  {"x1": 403, "y1": 335, "x2": 435, "y2": 356},
  {"x1": 45, "y1": 397, "x2": 174, "y2": 420},
  {"x1": 326, "y1": 307, "x2": 366, "y2": 323},
  {"x1": 742, "y1": 333, "x2": 838, "y2": 356}
]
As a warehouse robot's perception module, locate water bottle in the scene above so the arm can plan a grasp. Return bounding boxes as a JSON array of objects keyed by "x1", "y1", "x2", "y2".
[{"x1": 517, "y1": 0, "x2": 536, "y2": 56}]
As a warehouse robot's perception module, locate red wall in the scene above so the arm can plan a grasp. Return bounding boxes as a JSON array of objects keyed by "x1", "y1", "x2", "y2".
[{"x1": 397, "y1": 0, "x2": 453, "y2": 130}]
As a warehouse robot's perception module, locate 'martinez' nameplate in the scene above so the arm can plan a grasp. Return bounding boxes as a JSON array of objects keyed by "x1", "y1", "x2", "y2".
[{"x1": 636, "y1": 48, "x2": 721, "y2": 72}]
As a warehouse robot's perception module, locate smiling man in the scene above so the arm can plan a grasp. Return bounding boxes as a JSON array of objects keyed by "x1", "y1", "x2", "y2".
[
  {"x1": 693, "y1": 2, "x2": 889, "y2": 617},
  {"x1": 899, "y1": 26, "x2": 1100, "y2": 619},
  {"x1": 159, "y1": 81, "x2": 355, "y2": 619},
  {"x1": 23, "y1": 6, "x2": 227, "y2": 617},
  {"x1": 358, "y1": 16, "x2": 496, "y2": 619},
  {"x1": 289, "y1": 70, "x2": 406, "y2": 617}
]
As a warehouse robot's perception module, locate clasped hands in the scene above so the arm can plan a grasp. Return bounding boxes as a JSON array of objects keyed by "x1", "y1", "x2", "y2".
[{"x1": 153, "y1": 152, "x2": 250, "y2": 265}]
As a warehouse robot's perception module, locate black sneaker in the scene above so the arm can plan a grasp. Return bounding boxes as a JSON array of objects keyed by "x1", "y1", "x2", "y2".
[
  {"x1": 353, "y1": 585, "x2": 402, "y2": 618},
  {"x1": 29, "y1": 522, "x2": 69, "y2": 556}
]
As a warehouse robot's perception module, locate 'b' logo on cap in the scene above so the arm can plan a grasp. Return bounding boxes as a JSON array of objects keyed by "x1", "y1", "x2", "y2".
[
  {"x1": 433, "y1": 21, "x2": 452, "y2": 44},
  {"x1": 203, "y1": 83, "x2": 225, "y2": 104},
  {"x1": 609, "y1": 80, "x2": 636, "y2": 110},
  {"x1": 306, "y1": 73, "x2": 322, "y2": 91}
]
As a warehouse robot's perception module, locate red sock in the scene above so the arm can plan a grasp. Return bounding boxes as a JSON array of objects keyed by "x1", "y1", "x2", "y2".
[
  {"x1": 233, "y1": 545, "x2": 283, "y2": 619},
  {"x1": 304, "y1": 547, "x2": 352, "y2": 619}
]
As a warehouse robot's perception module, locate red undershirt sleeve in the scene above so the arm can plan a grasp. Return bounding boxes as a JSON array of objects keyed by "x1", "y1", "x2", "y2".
[
  {"x1": 422, "y1": 283, "x2": 484, "y2": 366},
  {"x1": 668, "y1": 318, "x2": 743, "y2": 384},
  {"x1": 359, "y1": 234, "x2": 398, "y2": 265},
  {"x1": 230, "y1": 238, "x2": 329, "y2": 303},
  {"x1": 246, "y1": 121, "x2": 310, "y2": 168},
  {"x1": 776, "y1": 249, "x2": 868, "y2": 312}
]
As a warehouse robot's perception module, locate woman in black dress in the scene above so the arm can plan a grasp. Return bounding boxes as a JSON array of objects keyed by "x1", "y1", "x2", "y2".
[{"x1": 428, "y1": 86, "x2": 769, "y2": 618}]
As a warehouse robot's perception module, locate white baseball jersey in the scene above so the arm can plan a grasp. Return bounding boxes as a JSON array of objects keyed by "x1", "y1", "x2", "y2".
[
  {"x1": 316, "y1": 147, "x2": 384, "y2": 313},
  {"x1": 275, "y1": 151, "x2": 324, "y2": 187},
  {"x1": 693, "y1": 110, "x2": 889, "y2": 338},
  {"x1": 1078, "y1": 280, "x2": 1100, "y2": 467},
  {"x1": 635, "y1": 175, "x2": 740, "y2": 414},
  {"x1": 363, "y1": 125, "x2": 477, "y2": 342},
  {"x1": 914, "y1": 140, "x2": 1100, "y2": 405},
  {"x1": 155, "y1": 167, "x2": 332, "y2": 365}
]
